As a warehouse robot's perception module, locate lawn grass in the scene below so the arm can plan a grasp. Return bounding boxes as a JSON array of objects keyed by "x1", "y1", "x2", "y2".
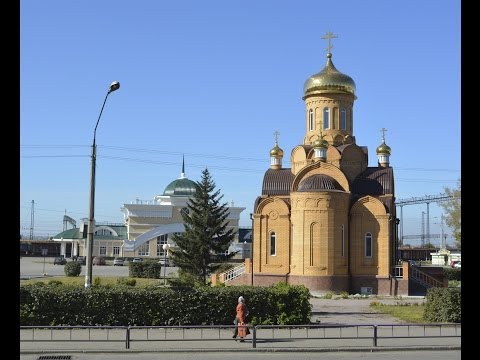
[{"x1": 370, "y1": 302, "x2": 426, "y2": 323}]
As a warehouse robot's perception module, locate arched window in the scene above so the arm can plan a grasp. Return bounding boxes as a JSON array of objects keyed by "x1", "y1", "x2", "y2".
[
  {"x1": 340, "y1": 109, "x2": 347, "y2": 130},
  {"x1": 323, "y1": 107, "x2": 330, "y2": 129},
  {"x1": 270, "y1": 232, "x2": 276, "y2": 256},
  {"x1": 309, "y1": 109, "x2": 314, "y2": 131},
  {"x1": 365, "y1": 232, "x2": 373, "y2": 257}
]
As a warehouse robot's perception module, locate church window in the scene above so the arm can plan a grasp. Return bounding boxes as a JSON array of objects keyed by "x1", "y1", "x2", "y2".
[
  {"x1": 309, "y1": 223, "x2": 317, "y2": 266},
  {"x1": 270, "y1": 232, "x2": 276, "y2": 256},
  {"x1": 332, "y1": 107, "x2": 338, "y2": 129},
  {"x1": 340, "y1": 109, "x2": 347, "y2": 130},
  {"x1": 365, "y1": 232, "x2": 373, "y2": 257},
  {"x1": 323, "y1": 107, "x2": 330, "y2": 129},
  {"x1": 309, "y1": 109, "x2": 314, "y2": 130}
]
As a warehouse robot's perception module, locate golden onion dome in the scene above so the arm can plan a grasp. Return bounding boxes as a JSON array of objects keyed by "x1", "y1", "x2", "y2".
[
  {"x1": 376, "y1": 141, "x2": 391, "y2": 155},
  {"x1": 303, "y1": 53, "x2": 356, "y2": 97},
  {"x1": 270, "y1": 143, "x2": 284, "y2": 157},
  {"x1": 313, "y1": 135, "x2": 329, "y2": 149}
]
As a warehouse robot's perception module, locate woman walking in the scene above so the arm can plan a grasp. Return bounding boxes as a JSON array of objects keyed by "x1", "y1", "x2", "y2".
[{"x1": 232, "y1": 296, "x2": 249, "y2": 342}]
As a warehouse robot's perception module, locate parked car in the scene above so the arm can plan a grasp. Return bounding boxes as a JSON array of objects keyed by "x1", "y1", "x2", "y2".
[
  {"x1": 53, "y1": 256, "x2": 66, "y2": 265},
  {"x1": 75, "y1": 256, "x2": 86, "y2": 265},
  {"x1": 113, "y1": 257, "x2": 124, "y2": 266},
  {"x1": 131, "y1": 257, "x2": 143, "y2": 263},
  {"x1": 93, "y1": 256, "x2": 106, "y2": 265},
  {"x1": 450, "y1": 260, "x2": 460, "y2": 268},
  {"x1": 453, "y1": 261, "x2": 461, "y2": 268}
]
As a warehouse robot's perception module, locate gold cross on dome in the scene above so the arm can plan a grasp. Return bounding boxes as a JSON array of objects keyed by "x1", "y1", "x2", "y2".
[
  {"x1": 321, "y1": 31, "x2": 338, "y2": 54},
  {"x1": 381, "y1": 127, "x2": 388, "y2": 141},
  {"x1": 274, "y1": 130, "x2": 280, "y2": 144}
]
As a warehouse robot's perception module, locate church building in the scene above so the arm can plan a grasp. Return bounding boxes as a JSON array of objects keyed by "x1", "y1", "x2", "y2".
[{"x1": 250, "y1": 34, "x2": 398, "y2": 295}]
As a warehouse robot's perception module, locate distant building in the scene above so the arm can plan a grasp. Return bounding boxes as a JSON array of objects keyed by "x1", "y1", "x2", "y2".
[
  {"x1": 52, "y1": 159, "x2": 246, "y2": 260},
  {"x1": 52, "y1": 220, "x2": 126, "y2": 258},
  {"x1": 121, "y1": 159, "x2": 245, "y2": 259}
]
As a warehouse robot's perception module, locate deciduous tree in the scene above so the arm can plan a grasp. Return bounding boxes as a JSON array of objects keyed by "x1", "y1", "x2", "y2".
[{"x1": 439, "y1": 179, "x2": 461, "y2": 249}]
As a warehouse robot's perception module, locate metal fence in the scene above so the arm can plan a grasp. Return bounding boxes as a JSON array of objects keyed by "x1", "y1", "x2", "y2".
[{"x1": 20, "y1": 323, "x2": 461, "y2": 351}]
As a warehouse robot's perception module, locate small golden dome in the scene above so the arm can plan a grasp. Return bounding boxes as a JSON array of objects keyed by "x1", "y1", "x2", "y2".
[
  {"x1": 313, "y1": 135, "x2": 329, "y2": 149},
  {"x1": 303, "y1": 53, "x2": 356, "y2": 96},
  {"x1": 376, "y1": 141, "x2": 391, "y2": 155},
  {"x1": 270, "y1": 143, "x2": 284, "y2": 157}
]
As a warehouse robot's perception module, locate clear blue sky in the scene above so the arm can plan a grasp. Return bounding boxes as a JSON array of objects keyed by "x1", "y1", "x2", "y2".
[{"x1": 20, "y1": 0, "x2": 460, "y2": 247}]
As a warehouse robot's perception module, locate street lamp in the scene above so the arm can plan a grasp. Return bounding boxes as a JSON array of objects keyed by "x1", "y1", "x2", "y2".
[
  {"x1": 85, "y1": 81, "x2": 120, "y2": 289},
  {"x1": 162, "y1": 243, "x2": 169, "y2": 285}
]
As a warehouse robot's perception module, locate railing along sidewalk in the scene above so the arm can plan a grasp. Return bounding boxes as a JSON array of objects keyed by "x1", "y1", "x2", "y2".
[{"x1": 20, "y1": 323, "x2": 461, "y2": 350}]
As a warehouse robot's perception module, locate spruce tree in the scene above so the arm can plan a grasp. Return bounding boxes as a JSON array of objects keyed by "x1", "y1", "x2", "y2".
[{"x1": 170, "y1": 168, "x2": 236, "y2": 285}]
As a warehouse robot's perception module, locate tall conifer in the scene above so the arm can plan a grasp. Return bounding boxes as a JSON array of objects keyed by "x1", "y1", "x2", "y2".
[{"x1": 170, "y1": 168, "x2": 236, "y2": 284}]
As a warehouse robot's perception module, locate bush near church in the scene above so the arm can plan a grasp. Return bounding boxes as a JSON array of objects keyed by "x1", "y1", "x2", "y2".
[
  {"x1": 423, "y1": 287, "x2": 461, "y2": 323},
  {"x1": 443, "y1": 267, "x2": 461, "y2": 282},
  {"x1": 129, "y1": 259, "x2": 162, "y2": 279},
  {"x1": 64, "y1": 260, "x2": 81, "y2": 277}
]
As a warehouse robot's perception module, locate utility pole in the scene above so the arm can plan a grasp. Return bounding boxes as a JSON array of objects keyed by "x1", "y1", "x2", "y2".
[
  {"x1": 29, "y1": 200, "x2": 35, "y2": 240},
  {"x1": 421, "y1": 211, "x2": 425, "y2": 247},
  {"x1": 440, "y1": 214, "x2": 445, "y2": 248},
  {"x1": 396, "y1": 193, "x2": 454, "y2": 248}
]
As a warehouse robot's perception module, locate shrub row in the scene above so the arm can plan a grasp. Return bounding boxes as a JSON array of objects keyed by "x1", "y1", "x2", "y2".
[
  {"x1": 20, "y1": 282, "x2": 312, "y2": 327},
  {"x1": 423, "y1": 287, "x2": 461, "y2": 323},
  {"x1": 129, "y1": 261, "x2": 162, "y2": 279},
  {"x1": 443, "y1": 267, "x2": 461, "y2": 281}
]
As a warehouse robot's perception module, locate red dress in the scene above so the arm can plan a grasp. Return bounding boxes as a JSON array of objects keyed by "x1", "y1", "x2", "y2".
[
  {"x1": 236, "y1": 303, "x2": 248, "y2": 338},
  {"x1": 236, "y1": 303, "x2": 247, "y2": 324}
]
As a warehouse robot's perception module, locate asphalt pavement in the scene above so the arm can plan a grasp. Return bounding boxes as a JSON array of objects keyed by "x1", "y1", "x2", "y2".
[{"x1": 20, "y1": 256, "x2": 177, "y2": 279}]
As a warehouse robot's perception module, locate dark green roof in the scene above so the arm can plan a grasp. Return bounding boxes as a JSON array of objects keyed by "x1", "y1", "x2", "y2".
[
  {"x1": 163, "y1": 178, "x2": 197, "y2": 196},
  {"x1": 55, "y1": 228, "x2": 82, "y2": 239}
]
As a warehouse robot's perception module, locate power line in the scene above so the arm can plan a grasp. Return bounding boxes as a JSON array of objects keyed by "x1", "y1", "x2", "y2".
[{"x1": 396, "y1": 193, "x2": 455, "y2": 247}]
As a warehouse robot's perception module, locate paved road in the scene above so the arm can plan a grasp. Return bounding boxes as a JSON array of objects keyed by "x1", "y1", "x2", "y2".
[{"x1": 20, "y1": 256, "x2": 177, "y2": 279}]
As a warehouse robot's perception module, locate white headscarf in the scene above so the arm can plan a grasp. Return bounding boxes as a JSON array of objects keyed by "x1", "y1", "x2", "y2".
[{"x1": 238, "y1": 296, "x2": 245, "y2": 303}]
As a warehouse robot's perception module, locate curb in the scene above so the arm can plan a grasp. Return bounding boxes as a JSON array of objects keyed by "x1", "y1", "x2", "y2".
[{"x1": 20, "y1": 346, "x2": 461, "y2": 354}]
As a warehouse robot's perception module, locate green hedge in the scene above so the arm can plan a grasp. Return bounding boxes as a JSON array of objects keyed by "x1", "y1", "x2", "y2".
[
  {"x1": 20, "y1": 282, "x2": 312, "y2": 326},
  {"x1": 443, "y1": 267, "x2": 461, "y2": 281},
  {"x1": 423, "y1": 287, "x2": 461, "y2": 323},
  {"x1": 128, "y1": 260, "x2": 162, "y2": 279}
]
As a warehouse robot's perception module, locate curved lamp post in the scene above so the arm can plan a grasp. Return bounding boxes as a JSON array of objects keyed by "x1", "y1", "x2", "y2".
[
  {"x1": 162, "y1": 243, "x2": 170, "y2": 285},
  {"x1": 85, "y1": 81, "x2": 120, "y2": 288}
]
